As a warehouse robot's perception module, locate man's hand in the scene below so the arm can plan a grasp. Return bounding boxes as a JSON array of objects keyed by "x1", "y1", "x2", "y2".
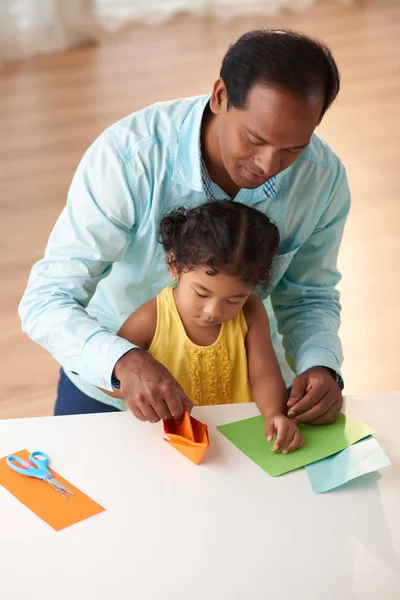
[
  {"x1": 265, "y1": 413, "x2": 304, "y2": 454},
  {"x1": 113, "y1": 349, "x2": 193, "y2": 423},
  {"x1": 287, "y1": 367, "x2": 343, "y2": 425}
]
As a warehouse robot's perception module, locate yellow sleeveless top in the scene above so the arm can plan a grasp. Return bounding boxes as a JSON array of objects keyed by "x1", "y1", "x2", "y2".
[{"x1": 148, "y1": 285, "x2": 253, "y2": 406}]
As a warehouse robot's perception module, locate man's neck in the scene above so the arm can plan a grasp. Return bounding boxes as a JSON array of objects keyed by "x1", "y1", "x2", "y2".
[{"x1": 200, "y1": 106, "x2": 240, "y2": 199}]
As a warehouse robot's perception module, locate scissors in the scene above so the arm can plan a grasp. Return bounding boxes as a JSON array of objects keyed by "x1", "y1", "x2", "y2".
[{"x1": 6, "y1": 451, "x2": 75, "y2": 499}]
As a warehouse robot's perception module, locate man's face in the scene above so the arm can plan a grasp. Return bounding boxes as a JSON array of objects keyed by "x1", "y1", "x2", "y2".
[{"x1": 210, "y1": 81, "x2": 324, "y2": 189}]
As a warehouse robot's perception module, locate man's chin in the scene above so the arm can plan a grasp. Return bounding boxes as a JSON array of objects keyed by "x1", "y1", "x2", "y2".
[
  {"x1": 233, "y1": 175, "x2": 263, "y2": 190},
  {"x1": 240, "y1": 180, "x2": 261, "y2": 190}
]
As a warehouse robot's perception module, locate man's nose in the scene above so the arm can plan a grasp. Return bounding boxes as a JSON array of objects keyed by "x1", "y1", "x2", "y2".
[{"x1": 254, "y1": 147, "x2": 280, "y2": 178}]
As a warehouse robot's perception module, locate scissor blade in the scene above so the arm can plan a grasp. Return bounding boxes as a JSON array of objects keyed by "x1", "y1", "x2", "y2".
[
  {"x1": 51, "y1": 478, "x2": 75, "y2": 497},
  {"x1": 48, "y1": 480, "x2": 69, "y2": 498}
]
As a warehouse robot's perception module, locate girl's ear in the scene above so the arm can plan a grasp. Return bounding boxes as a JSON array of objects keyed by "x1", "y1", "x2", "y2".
[{"x1": 169, "y1": 252, "x2": 179, "y2": 282}]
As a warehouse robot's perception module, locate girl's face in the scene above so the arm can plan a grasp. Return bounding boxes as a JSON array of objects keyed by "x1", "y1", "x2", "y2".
[{"x1": 171, "y1": 264, "x2": 252, "y2": 327}]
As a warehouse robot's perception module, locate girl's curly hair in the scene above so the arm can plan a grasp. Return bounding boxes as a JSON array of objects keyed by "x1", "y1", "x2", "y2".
[{"x1": 159, "y1": 201, "x2": 279, "y2": 293}]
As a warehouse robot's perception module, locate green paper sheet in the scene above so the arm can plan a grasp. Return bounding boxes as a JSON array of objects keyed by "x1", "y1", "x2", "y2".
[{"x1": 217, "y1": 413, "x2": 375, "y2": 477}]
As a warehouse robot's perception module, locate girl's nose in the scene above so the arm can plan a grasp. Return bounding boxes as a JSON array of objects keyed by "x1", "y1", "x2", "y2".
[{"x1": 203, "y1": 301, "x2": 222, "y2": 321}]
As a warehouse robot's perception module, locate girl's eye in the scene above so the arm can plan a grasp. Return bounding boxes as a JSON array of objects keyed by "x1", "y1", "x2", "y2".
[
  {"x1": 227, "y1": 300, "x2": 240, "y2": 305},
  {"x1": 194, "y1": 290, "x2": 208, "y2": 299}
]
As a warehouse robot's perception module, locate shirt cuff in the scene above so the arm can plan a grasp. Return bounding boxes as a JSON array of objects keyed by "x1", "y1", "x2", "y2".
[
  {"x1": 79, "y1": 330, "x2": 138, "y2": 391},
  {"x1": 296, "y1": 348, "x2": 342, "y2": 379}
]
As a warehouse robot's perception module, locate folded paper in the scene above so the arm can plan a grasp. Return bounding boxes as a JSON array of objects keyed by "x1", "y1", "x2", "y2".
[
  {"x1": 217, "y1": 413, "x2": 375, "y2": 477},
  {"x1": 305, "y1": 435, "x2": 391, "y2": 493},
  {"x1": 164, "y1": 412, "x2": 209, "y2": 465},
  {"x1": 0, "y1": 449, "x2": 105, "y2": 531}
]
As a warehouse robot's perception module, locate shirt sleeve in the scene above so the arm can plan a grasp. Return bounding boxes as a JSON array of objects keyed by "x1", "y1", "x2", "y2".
[
  {"x1": 270, "y1": 159, "x2": 351, "y2": 378},
  {"x1": 18, "y1": 131, "x2": 139, "y2": 391}
]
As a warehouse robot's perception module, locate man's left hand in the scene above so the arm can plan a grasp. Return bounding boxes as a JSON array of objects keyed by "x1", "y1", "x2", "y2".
[{"x1": 287, "y1": 367, "x2": 343, "y2": 425}]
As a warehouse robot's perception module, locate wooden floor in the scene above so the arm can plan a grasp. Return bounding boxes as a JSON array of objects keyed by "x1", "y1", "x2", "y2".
[{"x1": 1, "y1": 0, "x2": 399, "y2": 418}]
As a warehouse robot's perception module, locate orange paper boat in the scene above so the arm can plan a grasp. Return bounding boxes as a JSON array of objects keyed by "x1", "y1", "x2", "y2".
[{"x1": 164, "y1": 412, "x2": 209, "y2": 465}]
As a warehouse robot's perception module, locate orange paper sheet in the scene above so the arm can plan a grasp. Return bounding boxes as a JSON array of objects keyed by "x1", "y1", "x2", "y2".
[
  {"x1": 0, "y1": 450, "x2": 105, "y2": 531},
  {"x1": 164, "y1": 412, "x2": 209, "y2": 465}
]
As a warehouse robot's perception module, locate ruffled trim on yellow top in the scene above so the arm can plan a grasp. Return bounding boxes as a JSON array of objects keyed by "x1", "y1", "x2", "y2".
[{"x1": 189, "y1": 347, "x2": 203, "y2": 406}]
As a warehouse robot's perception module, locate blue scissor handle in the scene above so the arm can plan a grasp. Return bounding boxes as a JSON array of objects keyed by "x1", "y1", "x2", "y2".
[
  {"x1": 6, "y1": 451, "x2": 52, "y2": 480},
  {"x1": 29, "y1": 451, "x2": 50, "y2": 471}
]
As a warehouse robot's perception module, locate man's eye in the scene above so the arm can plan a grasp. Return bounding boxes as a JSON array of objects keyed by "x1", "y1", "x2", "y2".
[{"x1": 247, "y1": 135, "x2": 263, "y2": 146}]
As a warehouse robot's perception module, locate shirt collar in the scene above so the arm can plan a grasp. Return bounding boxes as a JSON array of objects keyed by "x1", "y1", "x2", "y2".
[
  {"x1": 172, "y1": 93, "x2": 277, "y2": 201},
  {"x1": 171, "y1": 94, "x2": 210, "y2": 193},
  {"x1": 201, "y1": 156, "x2": 277, "y2": 202}
]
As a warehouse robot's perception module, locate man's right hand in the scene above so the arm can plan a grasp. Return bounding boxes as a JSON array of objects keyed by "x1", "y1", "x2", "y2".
[{"x1": 113, "y1": 349, "x2": 193, "y2": 423}]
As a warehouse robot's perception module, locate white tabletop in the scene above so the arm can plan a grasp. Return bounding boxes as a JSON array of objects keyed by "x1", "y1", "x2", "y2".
[{"x1": 0, "y1": 392, "x2": 399, "y2": 600}]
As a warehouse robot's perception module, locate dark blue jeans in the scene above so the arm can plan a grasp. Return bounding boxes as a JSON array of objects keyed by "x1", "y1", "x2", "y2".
[
  {"x1": 54, "y1": 369, "x2": 120, "y2": 416},
  {"x1": 54, "y1": 368, "x2": 292, "y2": 416}
]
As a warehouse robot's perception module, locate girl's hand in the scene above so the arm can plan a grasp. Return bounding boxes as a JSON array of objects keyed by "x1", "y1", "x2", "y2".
[{"x1": 265, "y1": 413, "x2": 304, "y2": 454}]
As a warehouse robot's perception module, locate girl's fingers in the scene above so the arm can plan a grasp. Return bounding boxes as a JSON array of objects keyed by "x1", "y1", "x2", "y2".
[
  {"x1": 283, "y1": 430, "x2": 304, "y2": 454},
  {"x1": 272, "y1": 422, "x2": 289, "y2": 452},
  {"x1": 281, "y1": 428, "x2": 296, "y2": 453},
  {"x1": 265, "y1": 419, "x2": 276, "y2": 443}
]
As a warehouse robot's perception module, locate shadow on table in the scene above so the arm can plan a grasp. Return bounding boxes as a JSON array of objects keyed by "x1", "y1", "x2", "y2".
[{"x1": 330, "y1": 467, "x2": 399, "y2": 574}]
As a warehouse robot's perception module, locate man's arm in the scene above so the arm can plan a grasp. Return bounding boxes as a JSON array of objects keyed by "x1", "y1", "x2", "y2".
[
  {"x1": 271, "y1": 159, "x2": 351, "y2": 422},
  {"x1": 19, "y1": 130, "x2": 192, "y2": 422},
  {"x1": 98, "y1": 299, "x2": 157, "y2": 399},
  {"x1": 18, "y1": 131, "x2": 138, "y2": 391}
]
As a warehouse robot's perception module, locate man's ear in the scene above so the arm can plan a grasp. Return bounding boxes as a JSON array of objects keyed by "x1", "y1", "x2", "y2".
[{"x1": 210, "y1": 78, "x2": 228, "y2": 115}]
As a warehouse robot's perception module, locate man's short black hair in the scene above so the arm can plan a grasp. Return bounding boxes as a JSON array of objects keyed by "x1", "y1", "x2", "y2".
[{"x1": 220, "y1": 28, "x2": 340, "y2": 119}]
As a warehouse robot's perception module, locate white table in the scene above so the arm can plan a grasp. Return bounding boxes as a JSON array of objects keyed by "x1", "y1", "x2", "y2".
[{"x1": 0, "y1": 392, "x2": 399, "y2": 600}]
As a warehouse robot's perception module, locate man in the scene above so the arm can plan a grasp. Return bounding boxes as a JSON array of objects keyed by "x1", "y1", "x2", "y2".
[{"x1": 19, "y1": 28, "x2": 350, "y2": 424}]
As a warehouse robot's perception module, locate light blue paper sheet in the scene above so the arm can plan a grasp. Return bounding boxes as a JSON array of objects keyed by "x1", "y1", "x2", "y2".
[{"x1": 305, "y1": 435, "x2": 391, "y2": 493}]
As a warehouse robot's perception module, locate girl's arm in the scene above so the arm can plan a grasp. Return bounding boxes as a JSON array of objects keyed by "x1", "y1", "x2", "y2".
[
  {"x1": 244, "y1": 295, "x2": 303, "y2": 454},
  {"x1": 244, "y1": 295, "x2": 287, "y2": 418},
  {"x1": 98, "y1": 298, "x2": 157, "y2": 398}
]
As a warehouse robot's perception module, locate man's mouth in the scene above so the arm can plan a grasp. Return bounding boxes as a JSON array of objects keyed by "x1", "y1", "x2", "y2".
[{"x1": 243, "y1": 166, "x2": 270, "y2": 183}]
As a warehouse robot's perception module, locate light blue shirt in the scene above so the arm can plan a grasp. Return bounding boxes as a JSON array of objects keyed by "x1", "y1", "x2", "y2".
[{"x1": 19, "y1": 94, "x2": 351, "y2": 408}]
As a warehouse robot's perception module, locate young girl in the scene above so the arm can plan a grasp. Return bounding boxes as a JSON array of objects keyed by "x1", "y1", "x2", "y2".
[{"x1": 107, "y1": 201, "x2": 303, "y2": 455}]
